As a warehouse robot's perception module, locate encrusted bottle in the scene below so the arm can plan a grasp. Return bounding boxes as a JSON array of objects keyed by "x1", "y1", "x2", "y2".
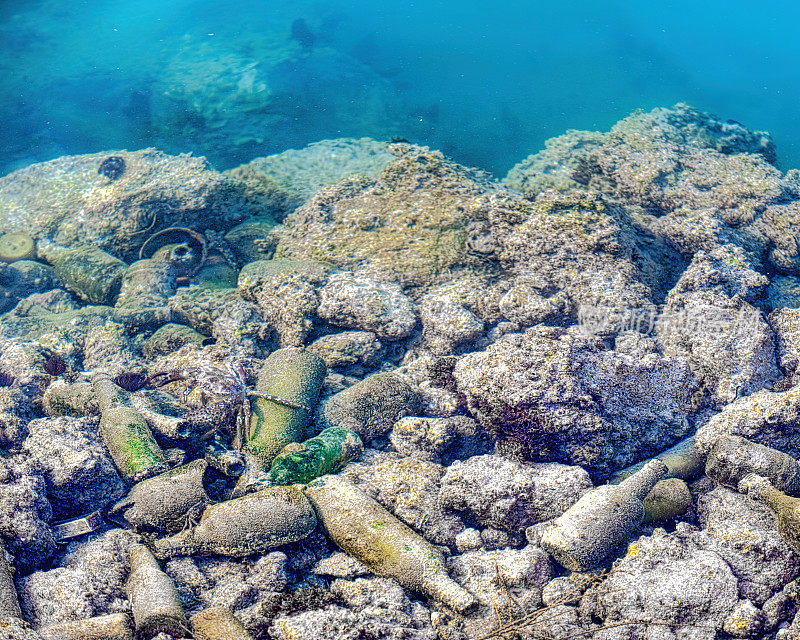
[
  {"x1": 126, "y1": 544, "x2": 187, "y2": 638},
  {"x1": 707, "y1": 435, "x2": 800, "y2": 494},
  {"x1": 0, "y1": 540, "x2": 21, "y2": 619},
  {"x1": 269, "y1": 426, "x2": 363, "y2": 486},
  {"x1": 739, "y1": 474, "x2": 800, "y2": 554},
  {"x1": 304, "y1": 474, "x2": 476, "y2": 613},
  {"x1": 541, "y1": 459, "x2": 668, "y2": 571}
]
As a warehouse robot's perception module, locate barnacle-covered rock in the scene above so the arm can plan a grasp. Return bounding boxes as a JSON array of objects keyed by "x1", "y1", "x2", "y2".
[
  {"x1": 694, "y1": 385, "x2": 800, "y2": 459},
  {"x1": 18, "y1": 529, "x2": 138, "y2": 628},
  {"x1": 316, "y1": 273, "x2": 417, "y2": 341},
  {"x1": 453, "y1": 325, "x2": 698, "y2": 480},
  {"x1": 656, "y1": 245, "x2": 778, "y2": 407},
  {"x1": 238, "y1": 259, "x2": 330, "y2": 347},
  {"x1": 438, "y1": 455, "x2": 592, "y2": 533},
  {"x1": 505, "y1": 103, "x2": 777, "y2": 196},
  {"x1": 0, "y1": 454, "x2": 55, "y2": 572},
  {"x1": 23, "y1": 416, "x2": 124, "y2": 519},
  {"x1": 0, "y1": 149, "x2": 249, "y2": 260},
  {"x1": 317, "y1": 372, "x2": 421, "y2": 444},
  {"x1": 272, "y1": 144, "x2": 502, "y2": 287}
]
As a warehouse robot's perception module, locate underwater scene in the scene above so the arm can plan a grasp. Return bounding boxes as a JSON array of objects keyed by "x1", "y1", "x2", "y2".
[{"x1": 3, "y1": 1, "x2": 800, "y2": 639}]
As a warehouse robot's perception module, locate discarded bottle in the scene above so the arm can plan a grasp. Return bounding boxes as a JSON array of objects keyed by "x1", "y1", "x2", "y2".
[
  {"x1": 541, "y1": 459, "x2": 668, "y2": 571},
  {"x1": 190, "y1": 606, "x2": 253, "y2": 640},
  {"x1": 38, "y1": 613, "x2": 134, "y2": 640},
  {"x1": 0, "y1": 540, "x2": 21, "y2": 619},
  {"x1": 126, "y1": 543, "x2": 187, "y2": 638},
  {"x1": 109, "y1": 459, "x2": 210, "y2": 533},
  {"x1": 205, "y1": 439, "x2": 245, "y2": 477},
  {"x1": 739, "y1": 474, "x2": 800, "y2": 555},
  {"x1": 38, "y1": 239, "x2": 128, "y2": 305},
  {"x1": 42, "y1": 380, "x2": 97, "y2": 418},
  {"x1": 304, "y1": 474, "x2": 476, "y2": 613},
  {"x1": 641, "y1": 478, "x2": 692, "y2": 524},
  {"x1": 116, "y1": 243, "x2": 201, "y2": 309},
  {"x1": 706, "y1": 435, "x2": 800, "y2": 494},
  {"x1": 93, "y1": 375, "x2": 169, "y2": 481},
  {"x1": 269, "y1": 426, "x2": 363, "y2": 486},
  {"x1": 153, "y1": 485, "x2": 316, "y2": 559},
  {"x1": 608, "y1": 435, "x2": 703, "y2": 484},
  {"x1": 244, "y1": 348, "x2": 327, "y2": 470}
]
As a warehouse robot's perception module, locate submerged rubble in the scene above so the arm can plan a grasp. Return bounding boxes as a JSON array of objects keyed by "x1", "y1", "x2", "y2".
[{"x1": 2, "y1": 106, "x2": 800, "y2": 639}]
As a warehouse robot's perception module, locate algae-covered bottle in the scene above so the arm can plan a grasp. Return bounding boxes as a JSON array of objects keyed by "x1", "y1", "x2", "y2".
[
  {"x1": 269, "y1": 426, "x2": 363, "y2": 486},
  {"x1": 126, "y1": 544, "x2": 187, "y2": 638},
  {"x1": 0, "y1": 539, "x2": 21, "y2": 619},
  {"x1": 244, "y1": 347, "x2": 327, "y2": 469},
  {"x1": 739, "y1": 474, "x2": 800, "y2": 555},
  {"x1": 93, "y1": 375, "x2": 169, "y2": 481},
  {"x1": 153, "y1": 485, "x2": 316, "y2": 559},
  {"x1": 38, "y1": 238, "x2": 128, "y2": 305},
  {"x1": 541, "y1": 459, "x2": 668, "y2": 571},
  {"x1": 707, "y1": 435, "x2": 800, "y2": 494},
  {"x1": 303, "y1": 474, "x2": 476, "y2": 613}
]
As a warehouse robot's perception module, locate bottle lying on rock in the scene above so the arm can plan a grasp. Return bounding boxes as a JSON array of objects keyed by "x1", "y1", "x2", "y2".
[
  {"x1": 739, "y1": 474, "x2": 800, "y2": 554},
  {"x1": 126, "y1": 543, "x2": 187, "y2": 638},
  {"x1": 540, "y1": 459, "x2": 668, "y2": 571},
  {"x1": 707, "y1": 435, "x2": 800, "y2": 494},
  {"x1": 303, "y1": 474, "x2": 476, "y2": 613}
]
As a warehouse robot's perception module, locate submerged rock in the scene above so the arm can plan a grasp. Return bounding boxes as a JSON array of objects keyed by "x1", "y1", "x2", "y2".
[
  {"x1": 453, "y1": 325, "x2": 697, "y2": 479},
  {"x1": 0, "y1": 149, "x2": 249, "y2": 261}
]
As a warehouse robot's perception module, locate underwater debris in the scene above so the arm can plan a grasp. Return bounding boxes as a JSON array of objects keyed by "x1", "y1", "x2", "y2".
[
  {"x1": 268, "y1": 426, "x2": 363, "y2": 486},
  {"x1": 237, "y1": 348, "x2": 326, "y2": 493},
  {"x1": 190, "y1": 606, "x2": 253, "y2": 640},
  {"x1": 540, "y1": 459, "x2": 668, "y2": 571},
  {"x1": 37, "y1": 239, "x2": 128, "y2": 305},
  {"x1": 126, "y1": 543, "x2": 188, "y2": 637},
  {"x1": 739, "y1": 474, "x2": 800, "y2": 554},
  {"x1": 305, "y1": 474, "x2": 476, "y2": 613},
  {"x1": 38, "y1": 613, "x2": 134, "y2": 640},
  {"x1": 109, "y1": 459, "x2": 210, "y2": 533},
  {"x1": 98, "y1": 155, "x2": 126, "y2": 180},
  {"x1": 138, "y1": 226, "x2": 207, "y2": 269},
  {"x1": 707, "y1": 434, "x2": 800, "y2": 494},
  {"x1": 0, "y1": 232, "x2": 36, "y2": 262},
  {"x1": 153, "y1": 485, "x2": 316, "y2": 558},
  {"x1": 93, "y1": 374, "x2": 176, "y2": 481}
]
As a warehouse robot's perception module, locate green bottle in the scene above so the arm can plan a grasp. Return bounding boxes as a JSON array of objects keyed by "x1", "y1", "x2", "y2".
[
  {"x1": 269, "y1": 426, "x2": 363, "y2": 486},
  {"x1": 244, "y1": 348, "x2": 327, "y2": 469}
]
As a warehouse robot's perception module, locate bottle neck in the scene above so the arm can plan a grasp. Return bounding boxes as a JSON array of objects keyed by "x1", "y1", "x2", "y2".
[{"x1": 618, "y1": 459, "x2": 668, "y2": 501}]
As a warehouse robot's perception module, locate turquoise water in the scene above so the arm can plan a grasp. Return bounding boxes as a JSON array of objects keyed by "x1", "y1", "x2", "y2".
[{"x1": 1, "y1": 0, "x2": 798, "y2": 176}]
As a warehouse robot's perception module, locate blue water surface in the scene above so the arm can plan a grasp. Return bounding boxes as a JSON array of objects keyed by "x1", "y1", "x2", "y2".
[{"x1": 1, "y1": 0, "x2": 798, "y2": 177}]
